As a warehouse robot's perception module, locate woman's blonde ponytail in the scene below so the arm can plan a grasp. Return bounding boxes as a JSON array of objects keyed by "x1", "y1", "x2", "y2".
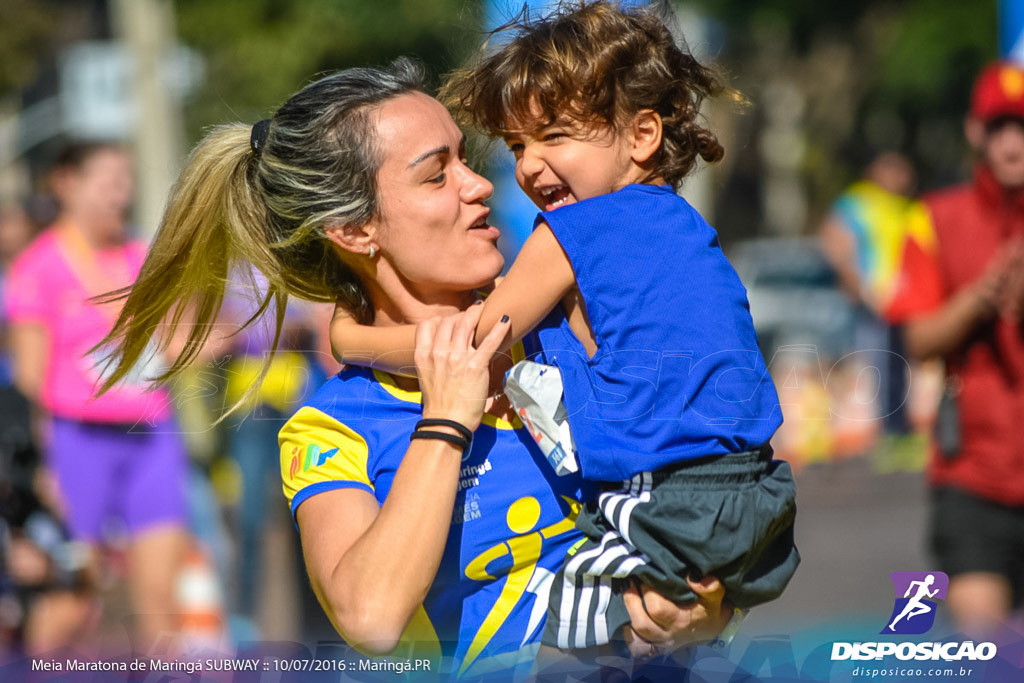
[
  {"x1": 95, "y1": 58, "x2": 426, "y2": 407},
  {"x1": 95, "y1": 124, "x2": 282, "y2": 395}
]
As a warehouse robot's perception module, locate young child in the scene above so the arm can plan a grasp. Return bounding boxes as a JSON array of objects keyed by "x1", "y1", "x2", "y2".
[{"x1": 331, "y1": 1, "x2": 798, "y2": 652}]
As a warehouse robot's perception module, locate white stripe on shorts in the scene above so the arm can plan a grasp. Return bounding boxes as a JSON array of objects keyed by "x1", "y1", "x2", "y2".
[
  {"x1": 574, "y1": 575, "x2": 596, "y2": 649},
  {"x1": 557, "y1": 531, "x2": 623, "y2": 648},
  {"x1": 553, "y1": 472, "x2": 657, "y2": 648}
]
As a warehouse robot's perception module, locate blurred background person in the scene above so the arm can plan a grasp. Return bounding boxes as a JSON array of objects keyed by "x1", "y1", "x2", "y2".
[
  {"x1": 886, "y1": 61, "x2": 1024, "y2": 637},
  {"x1": 1, "y1": 198, "x2": 95, "y2": 654},
  {"x1": 218, "y1": 272, "x2": 332, "y2": 640},
  {"x1": 3, "y1": 143, "x2": 189, "y2": 653},
  {"x1": 818, "y1": 151, "x2": 918, "y2": 449},
  {"x1": 0, "y1": 202, "x2": 36, "y2": 383},
  {"x1": 0, "y1": 370, "x2": 95, "y2": 655}
]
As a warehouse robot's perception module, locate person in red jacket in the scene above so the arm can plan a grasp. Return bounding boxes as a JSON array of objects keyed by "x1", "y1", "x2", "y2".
[{"x1": 887, "y1": 61, "x2": 1024, "y2": 637}]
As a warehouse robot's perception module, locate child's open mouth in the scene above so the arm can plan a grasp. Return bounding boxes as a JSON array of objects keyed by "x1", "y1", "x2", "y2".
[{"x1": 540, "y1": 185, "x2": 573, "y2": 211}]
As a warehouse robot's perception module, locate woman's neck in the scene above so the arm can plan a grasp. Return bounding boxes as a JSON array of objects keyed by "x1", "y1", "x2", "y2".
[
  {"x1": 58, "y1": 214, "x2": 123, "y2": 249},
  {"x1": 362, "y1": 266, "x2": 512, "y2": 418},
  {"x1": 367, "y1": 267, "x2": 482, "y2": 327}
]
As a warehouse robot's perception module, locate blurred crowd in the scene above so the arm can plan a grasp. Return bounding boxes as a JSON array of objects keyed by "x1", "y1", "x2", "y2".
[
  {"x1": 769, "y1": 59, "x2": 1024, "y2": 637},
  {"x1": 0, "y1": 142, "x2": 338, "y2": 657}
]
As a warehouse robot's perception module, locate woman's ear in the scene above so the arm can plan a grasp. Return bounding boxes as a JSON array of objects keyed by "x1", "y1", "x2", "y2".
[
  {"x1": 630, "y1": 110, "x2": 663, "y2": 165},
  {"x1": 325, "y1": 221, "x2": 379, "y2": 259}
]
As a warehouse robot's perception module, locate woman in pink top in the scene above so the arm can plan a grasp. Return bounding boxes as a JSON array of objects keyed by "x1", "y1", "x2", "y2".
[{"x1": 5, "y1": 143, "x2": 188, "y2": 651}]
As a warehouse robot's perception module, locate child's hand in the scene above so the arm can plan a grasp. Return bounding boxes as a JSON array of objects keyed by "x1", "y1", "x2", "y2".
[
  {"x1": 621, "y1": 576, "x2": 730, "y2": 658},
  {"x1": 415, "y1": 304, "x2": 510, "y2": 433}
]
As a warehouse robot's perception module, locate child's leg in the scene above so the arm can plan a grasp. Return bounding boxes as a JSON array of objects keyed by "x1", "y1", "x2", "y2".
[
  {"x1": 542, "y1": 528, "x2": 647, "y2": 650},
  {"x1": 541, "y1": 475, "x2": 666, "y2": 654},
  {"x1": 622, "y1": 448, "x2": 799, "y2": 609},
  {"x1": 538, "y1": 449, "x2": 797, "y2": 680}
]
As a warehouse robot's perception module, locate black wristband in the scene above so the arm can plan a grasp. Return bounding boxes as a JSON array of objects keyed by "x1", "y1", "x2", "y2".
[
  {"x1": 415, "y1": 418, "x2": 473, "y2": 443},
  {"x1": 410, "y1": 429, "x2": 471, "y2": 452}
]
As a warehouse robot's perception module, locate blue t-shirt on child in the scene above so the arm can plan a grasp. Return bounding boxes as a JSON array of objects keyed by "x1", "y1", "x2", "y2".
[{"x1": 533, "y1": 184, "x2": 782, "y2": 482}]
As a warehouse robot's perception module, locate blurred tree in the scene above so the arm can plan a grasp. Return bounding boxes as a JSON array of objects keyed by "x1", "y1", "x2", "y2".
[
  {"x1": 4, "y1": 0, "x2": 996, "y2": 239},
  {"x1": 1, "y1": 0, "x2": 110, "y2": 193},
  {"x1": 691, "y1": 0, "x2": 996, "y2": 236},
  {"x1": 175, "y1": 0, "x2": 481, "y2": 141},
  {"x1": 0, "y1": 0, "x2": 60, "y2": 98}
]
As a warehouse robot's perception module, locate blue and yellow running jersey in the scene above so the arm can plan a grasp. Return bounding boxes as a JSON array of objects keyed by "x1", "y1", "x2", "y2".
[{"x1": 279, "y1": 342, "x2": 594, "y2": 678}]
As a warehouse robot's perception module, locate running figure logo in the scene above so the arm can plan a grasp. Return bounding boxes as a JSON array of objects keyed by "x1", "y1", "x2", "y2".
[{"x1": 881, "y1": 571, "x2": 949, "y2": 635}]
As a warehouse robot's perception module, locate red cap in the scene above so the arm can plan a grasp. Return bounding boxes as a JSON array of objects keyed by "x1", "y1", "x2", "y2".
[{"x1": 970, "y1": 61, "x2": 1024, "y2": 121}]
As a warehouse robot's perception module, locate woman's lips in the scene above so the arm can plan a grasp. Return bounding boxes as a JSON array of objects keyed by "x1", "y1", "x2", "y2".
[{"x1": 469, "y1": 222, "x2": 501, "y2": 240}]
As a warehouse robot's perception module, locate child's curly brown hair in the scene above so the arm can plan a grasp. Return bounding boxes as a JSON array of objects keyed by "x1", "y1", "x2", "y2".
[{"x1": 440, "y1": 0, "x2": 729, "y2": 188}]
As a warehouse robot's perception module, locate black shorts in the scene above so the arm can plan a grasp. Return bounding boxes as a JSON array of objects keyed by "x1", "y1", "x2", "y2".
[
  {"x1": 542, "y1": 446, "x2": 800, "y2": 649},
  {"x1": 930, "y1": 486, "x2": 1024, "y2": 603}
]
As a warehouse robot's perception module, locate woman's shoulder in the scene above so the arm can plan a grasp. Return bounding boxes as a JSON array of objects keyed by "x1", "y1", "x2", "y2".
[
  {"x1": 296, "y1": 365, "x2": 420, "y2": 424},
  {"x1": 10, "y1": 228, "x2": 61, "y2": 272},
  {"x1": 5, "y1": 230, "x2": 70, "y2": 306},
  {"x1": 280, "y1": 368, "x2": 412, "y2": 484}
]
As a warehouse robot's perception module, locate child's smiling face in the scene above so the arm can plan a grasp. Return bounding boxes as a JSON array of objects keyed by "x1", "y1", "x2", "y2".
[{"x1": 502, "y1": 111, "x2": 649, "y2": 212}]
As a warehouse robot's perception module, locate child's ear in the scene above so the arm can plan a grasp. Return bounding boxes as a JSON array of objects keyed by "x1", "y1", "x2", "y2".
[
  {"x1": 325, "y1": 220, "x2": 379, "y2": 259},
  {"x1": 630, "y1": 110, "x2": 663, "y2": 165}
]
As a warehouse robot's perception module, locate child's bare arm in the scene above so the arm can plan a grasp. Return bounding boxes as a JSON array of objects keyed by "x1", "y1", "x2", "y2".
[
  {"x1": 330, "y1": 302, "x2": 417, "y2": 374},
  {"x1": 475, "y1": 222, "x2": 576, "y2": 348},
  {"x1": 330, "y1": 223, "x2": 574, "y2": 372}
]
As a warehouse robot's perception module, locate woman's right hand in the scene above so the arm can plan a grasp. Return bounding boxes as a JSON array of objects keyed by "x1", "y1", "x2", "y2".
[{"x1": 415, "y1": 304, "x2": 510, "y2": 433}]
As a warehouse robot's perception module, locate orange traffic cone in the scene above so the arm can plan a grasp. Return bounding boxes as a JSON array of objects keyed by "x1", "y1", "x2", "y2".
[{"x1": 177, "y1": 545, "x2": 224, "y2": 653}]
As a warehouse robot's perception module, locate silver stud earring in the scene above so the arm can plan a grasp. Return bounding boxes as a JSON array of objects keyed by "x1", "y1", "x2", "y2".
[{"x1": 368, "y1": 246, "x2": 376, "y2": 259}]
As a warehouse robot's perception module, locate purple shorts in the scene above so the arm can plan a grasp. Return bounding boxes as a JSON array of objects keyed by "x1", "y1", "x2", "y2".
[{"x1": 47, "y1": 417, "x2": 187, "y2": 542}]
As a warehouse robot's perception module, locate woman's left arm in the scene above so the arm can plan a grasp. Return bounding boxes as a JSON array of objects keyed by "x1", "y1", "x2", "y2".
[{"x1": 9, "y1": 322, "x2": 48, "y2": 403}]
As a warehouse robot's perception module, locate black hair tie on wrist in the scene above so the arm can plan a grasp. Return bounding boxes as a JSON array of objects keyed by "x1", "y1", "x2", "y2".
[
  {"x1": 415, "y1": 418, "x2": 473, "y2": 444},
  {"x1": 410, "y1": 430, "x2": 471, "y2": 452}
]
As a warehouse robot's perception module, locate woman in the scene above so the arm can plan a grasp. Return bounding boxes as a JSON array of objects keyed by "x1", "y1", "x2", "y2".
[
  {"x1": 98, "y1": 59, "x2": 729, "y2": 676},
  {"x1": 5, "y1": 143, "x2": 189, "y2": 651}
]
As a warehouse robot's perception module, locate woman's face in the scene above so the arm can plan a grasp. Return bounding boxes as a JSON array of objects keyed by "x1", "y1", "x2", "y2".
[
  {"x1": 367, "y1": 93, "x2": 503, "y2": 296},
  {"x1": 54, "y1": 148, "x2": 134, "y2": 240}
]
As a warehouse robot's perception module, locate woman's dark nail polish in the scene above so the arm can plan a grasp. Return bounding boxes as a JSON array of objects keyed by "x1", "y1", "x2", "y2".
[
  {"x1": 474, "y1": 300, "x2": 484, "y2": 305},
  {"x1": 500, "y1": 315, "x2": 510, "y2": 323}
]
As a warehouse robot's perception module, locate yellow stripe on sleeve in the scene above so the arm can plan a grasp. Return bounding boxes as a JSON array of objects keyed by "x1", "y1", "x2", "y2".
[{"x1": 279, "y1": 406, "x2": 372, "y2": 507}]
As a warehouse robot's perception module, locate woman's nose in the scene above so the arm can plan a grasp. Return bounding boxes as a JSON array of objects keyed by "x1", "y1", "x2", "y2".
[{"x1": 459, "y1": 163, "x2": 494, "y2": 203}]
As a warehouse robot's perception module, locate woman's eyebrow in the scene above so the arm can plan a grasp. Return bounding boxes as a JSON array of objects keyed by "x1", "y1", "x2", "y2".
[{"x1": 408, "y1": 134, "x2": 467, "y2": 168}]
